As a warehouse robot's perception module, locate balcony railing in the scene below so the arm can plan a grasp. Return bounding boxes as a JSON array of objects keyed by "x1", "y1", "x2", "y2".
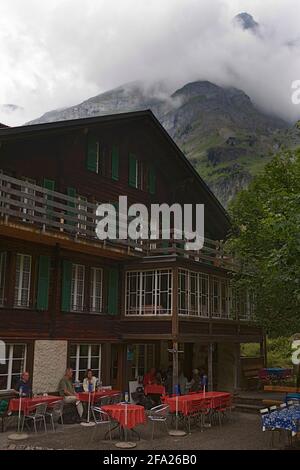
[{"x1": 0, "y1": 172, "x2": 236, "y2": 269}]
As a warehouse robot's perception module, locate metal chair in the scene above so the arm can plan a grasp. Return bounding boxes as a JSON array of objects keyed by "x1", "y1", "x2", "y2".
[
  {"x1": 212, "y1": 396, "x2": 231, "y2": 427},
  {"x1": 90, "y1": 406, "x2": 112, "y2": 441},
  {"x1": 21, "y1": 402, "x2": 48, "y2": 433},
  {"x1": 148, "y1": 404, "x2": 169, "y2": 440},
  {"x1": 46, "y1": 400, "x2": 64, "y2": 431},
  {"x1": 109, "y1": 393, "x2": 122, "y2": 404},
  {"x1": 98, "y1": 395, "x2": 111, "y2": 406}
]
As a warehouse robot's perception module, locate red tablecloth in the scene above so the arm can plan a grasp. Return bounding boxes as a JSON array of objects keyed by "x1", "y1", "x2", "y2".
[
  {"x1": 9, "y1": 396, "x2": 62, "y2": 415},
  {"x1": 163, "y1": 392, "x2": 231, "y2": 416},
  {"x1": 102, "y1": 404, "x2": 146, "y2": 429},
  {"x1": 144, "y1": 384, "x2": 166, "y2": 396},
  {"x1": 77, "y1": 390, "x2": 121, "y2": 403}
]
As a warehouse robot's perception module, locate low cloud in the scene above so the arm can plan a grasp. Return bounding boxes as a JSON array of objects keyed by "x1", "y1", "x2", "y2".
[{"x1": 0, "y1": 0, "x2": 300, "y2": 125}]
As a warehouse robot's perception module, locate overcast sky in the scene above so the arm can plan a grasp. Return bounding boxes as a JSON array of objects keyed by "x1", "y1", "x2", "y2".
[{"x1": 1, "y1": 0, "x2": 300, "y2": 126}]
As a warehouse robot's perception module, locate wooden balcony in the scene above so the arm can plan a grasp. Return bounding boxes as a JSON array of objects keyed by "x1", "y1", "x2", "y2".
[{"x1": 0, "y1": 172, "x2": 235, "y2": 268}]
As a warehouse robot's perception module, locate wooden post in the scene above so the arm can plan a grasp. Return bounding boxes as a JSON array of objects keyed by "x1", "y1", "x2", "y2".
[
  {"x1": 208, "y1": 343, "x2": 213, "y2": 392},
  {"x1": 172, "y1": 266, "x2": 179, "y2": 393}
]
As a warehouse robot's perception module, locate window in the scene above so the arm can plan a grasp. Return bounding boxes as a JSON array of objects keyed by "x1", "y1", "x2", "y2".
[
  {"x1": 178, "y1": 269, "x2": 209, "y2": 317},
  {"x1": 69, "y1": 344, "x2": 101, "y2": 382},
  {"x1": 125, "y1": 269, "x2": 172, "y2": 315},
  {"x1": 210, "y1": 276, "x2": 230, "y2": 319},
  {"x1": 0, "y1": 344, "x2": 27, "y2": 390},
  {"x1": 90, "y1": 267, "x2": 103, "y2": 313},
  {"x1": 14, "y1": 254, "x2": 32, "y2": 308},
  {"x1": 129, "y1": 154, "x2": 138, "y2": 188},
  {"x1": 71, "y1": 264, "x2": 85, "y2": 312},
  {"x1": 128, "y1": 344, "x2": 155, "y2": 380},
  {"x1": 86, "y1": 135, "x2": 100, "y2": 174},
  {"x1": 0, "y1": 252, "x2": 6, "y2": 306}
]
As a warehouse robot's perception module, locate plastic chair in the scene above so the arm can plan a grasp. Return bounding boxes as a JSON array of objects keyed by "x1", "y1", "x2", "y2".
[
  {"x1": 148, "y1": 404, "x2": 169, "y2": 439},
  {"x1": 46, "y1": 400, "x2": 64, "y2": 431},
  {"x1": 21, "y1": 402, "x2": 48, "y2": 433},
  {"x1": 90, "y1": 406, "x2": 112, "y2": 441}
]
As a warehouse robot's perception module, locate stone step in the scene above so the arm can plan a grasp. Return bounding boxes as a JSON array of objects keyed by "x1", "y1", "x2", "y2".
[{"x1": 233, "y1": 403, "x2": 262, "y2": 414}]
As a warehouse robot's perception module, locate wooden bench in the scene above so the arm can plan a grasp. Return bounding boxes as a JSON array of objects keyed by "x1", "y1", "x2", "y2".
[{"x1": 241, "y1": 357, "x2": 265, "y2": 390}]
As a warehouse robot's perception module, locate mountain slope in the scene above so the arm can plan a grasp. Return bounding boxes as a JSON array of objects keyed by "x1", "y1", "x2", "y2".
[{"x1": 28, "y1": 80, "x2": 297, "y2": 207}]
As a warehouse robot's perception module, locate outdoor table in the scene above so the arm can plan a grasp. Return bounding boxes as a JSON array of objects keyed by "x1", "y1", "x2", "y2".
[
  {"x1": 262, "y1": 405, "x2": 300, "y2": 436},
  {"x1": 102, "y1": 404, "x2": 146, "y2": 448},
  {"x1": 260, "y1": 368, "x2": 292, "y2": 380},
  {"x1": 163, "y1": 391, "x2": 231, "y2": 416},
  {"x1": 144, "y1": 384, "x2": 166, "y2": 396},
  {"x1": 9, "y1": 395, "x2": 62, "y2": 415},
  {"x1": 77, "y1": 389, "x2": 121, "y2": 403},
  {"x1": 102, "y1": 403, "x2": 146, "y2": 430}
]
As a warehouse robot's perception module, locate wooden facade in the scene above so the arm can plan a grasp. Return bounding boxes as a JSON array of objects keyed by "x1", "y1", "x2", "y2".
[{"x1": 0, "y1": 111, "x2": 264, "y2": 393}]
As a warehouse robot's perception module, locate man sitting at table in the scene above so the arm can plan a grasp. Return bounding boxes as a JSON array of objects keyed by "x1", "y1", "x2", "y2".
[
  {"x1": 190, "y1": 369, "x2": 201, "y2": 393},
  {"x1": 14, "y1": 371, "x2": 31, "y2": 397},
  {"x1": 83, "y1": 369, "x2": 98, "y2": 392},
  {"x1": 58, "y1": 368, "x2": 83, "y2": 419}
]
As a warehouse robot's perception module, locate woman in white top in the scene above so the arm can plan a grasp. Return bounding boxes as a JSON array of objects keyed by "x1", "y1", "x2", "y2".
[{"x1": 83, "y1": 369, "x2": 98, "y2": 392}]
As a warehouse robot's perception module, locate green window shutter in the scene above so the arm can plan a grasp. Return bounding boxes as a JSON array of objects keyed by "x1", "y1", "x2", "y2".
[
  {"x1": 86, "y1": 135, "x2": 98, "y2": 172},
  {"x1": 111, "y1": 145, "x2": 119, "y2": 181},
  {"x1": 149, "y1": 167, "x2": 156, "y2": 195},
  {"x1": 67, "y1": 187, "x2": 76, "y2": 227},
  {"x1": 61, "y1": 260, "x2": 72, "y2": 312},
  {"x1": 43, "y1": 179, "x2": 55, "y2": 192},
  {"x1": 128, "y1": 154, "x2": 137, "y2": 188},
  {"x1": 107, "y1": 268, "x2": 119, "y2": 315},
  {"x1": 36, "y1": 255, "x2": 50, "y2": 310}
]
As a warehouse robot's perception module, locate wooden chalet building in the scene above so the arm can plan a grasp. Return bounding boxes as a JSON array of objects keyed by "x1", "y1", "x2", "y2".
[{"x1": 0, "y1": 110, "x2": 264, "y2": 394}]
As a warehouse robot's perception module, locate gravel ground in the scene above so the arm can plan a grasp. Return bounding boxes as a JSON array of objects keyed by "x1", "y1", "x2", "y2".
[{"x1": 0, "y1": 412, "x2": 288, "y2": 450}]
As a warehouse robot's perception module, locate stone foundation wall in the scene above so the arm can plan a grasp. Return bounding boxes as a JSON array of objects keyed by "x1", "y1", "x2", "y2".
[{"x1": 32, "y1": 340, "x2": 68, "y2": 394}]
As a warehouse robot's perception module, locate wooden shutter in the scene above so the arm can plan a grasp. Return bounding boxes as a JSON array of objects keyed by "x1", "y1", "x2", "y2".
[
  {"x1": 111, "y1": 145, "x2": 119, "y2": 181},
  {"x1": 149, "y1": 167, "x2": 156, "y2": 195},
  {"x1": 128, "y1": 154, "x2": 137, "y2": 188},
  {"x1": 36, "y1": 255, "x2": 50, "y2": 310},
  {"x1": 107, "y1": 268, "x2": 119, "y2": 315},
  {"x1": 86, "y1": 135, "x2": 99, "y2": 173},
  {"x1": 61, "y1": 260, "x2": 72, "y2": 312}
]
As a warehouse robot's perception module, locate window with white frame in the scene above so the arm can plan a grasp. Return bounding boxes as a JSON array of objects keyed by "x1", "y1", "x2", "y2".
[
  {"x1": 90, "y1": 267, "x2": 103, "y2": 313},
  {"x1": 210, "y1": 276, "x2": 230, "y2": 319},
  {"x1": 0, "y1": 344, "x2": 27, "y2": 390},
  {"x1": 0, "y1": 252, "x2": 6, "y2": 306},
  {"x1": 128, "y1": 344, "x2": 155, "y2": 380},
  {"x1": 178, "y1": 269, "x2": 209, "y2": 317},
  {"x1": 14, "y1": 254, "x2": 32, "y2": 308},
  {"x1": 71, "y1": 264, "x2": 85, "y2": 311},
  {"x1": 69, "y1": 344, "x2": 101, "y2": 382},
  {"x1": 125, "y1": 269, "x2": 172, "y2": 315}
]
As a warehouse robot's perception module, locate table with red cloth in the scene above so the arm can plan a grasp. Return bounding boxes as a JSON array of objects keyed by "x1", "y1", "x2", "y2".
[
  {"x1": 77, "y1": 389, "x2": 121, "y2": 403},
  {"x1": 163, "y1": 392, "x2": 231, "y2": 416},
  {"x1": 102, "y1": 404, "x2": 146, "y2": 429},
  {"x1": 9, "y1": 395, "x2": 62, "y2": 415},
  {"x1": 144, "y1": 384, "x2": 166, "y2": 396}
]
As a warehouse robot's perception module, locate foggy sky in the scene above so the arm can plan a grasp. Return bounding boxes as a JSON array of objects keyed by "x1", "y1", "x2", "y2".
[{"x1": 1, "y1": 0, "x2": 300, "y2": 126}]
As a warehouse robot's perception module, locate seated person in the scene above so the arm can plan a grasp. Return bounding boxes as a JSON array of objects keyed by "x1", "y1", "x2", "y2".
[
  {"x1": 15, "y1": 371, "x2": 31, "y2": 397},
  {"x1": 189, "y1": 369, "x2": 201, "y2": 393},
  {"x1": 200, "y1": 369, "x2": 208, "y2": 390},
  {"x1": 58, "y1": 368, "x2": 83, "y2": 418},
  {"x1": 179, "y1": 369, "x2": 188, "y2": 395},
  {"x1": 143, "y1": 368, "x2": 156, "y2": 387},
  {"x1": 83, "y1": 369, "x2": 98, "y2": 392}
]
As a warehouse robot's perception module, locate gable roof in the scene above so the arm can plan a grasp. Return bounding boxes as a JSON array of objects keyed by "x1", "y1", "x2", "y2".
[{"x1": 0, "y1": 110, "x2": 231, "y2": 234}]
